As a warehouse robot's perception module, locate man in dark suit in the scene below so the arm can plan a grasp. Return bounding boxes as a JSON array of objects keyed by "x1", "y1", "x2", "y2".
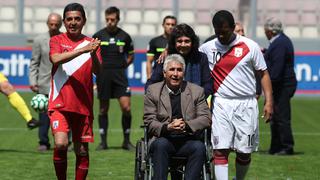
[
  {"x1": 144, "y1": 54, "x2": 211, "y2": 180},
  {"x1": 264, "y1": 17, "x2": 297, "y2": 155}
]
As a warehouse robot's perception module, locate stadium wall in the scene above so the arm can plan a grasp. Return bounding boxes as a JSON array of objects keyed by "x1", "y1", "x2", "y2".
[{"x1": 0, "y1": 46, "x2": 319, "y2": 95}]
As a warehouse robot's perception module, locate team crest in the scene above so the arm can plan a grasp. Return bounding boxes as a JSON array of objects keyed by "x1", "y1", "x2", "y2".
[
  {"x1": 234, "y1": 47, "x2": 243, "y2": 57},
  {"x1": 52, "y1": 120, "x2": 59, "y2": 129}
]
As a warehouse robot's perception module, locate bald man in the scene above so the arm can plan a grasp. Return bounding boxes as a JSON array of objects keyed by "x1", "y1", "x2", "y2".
[
  {"x1": 29, "y1": 12, "x2": 62, "y2": 152},
  {"x1": 234, "y1": 22, "x2": 245, "y2": 36}
]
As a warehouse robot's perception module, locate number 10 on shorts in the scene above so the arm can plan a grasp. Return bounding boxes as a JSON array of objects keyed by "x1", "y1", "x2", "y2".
[{"x1": 247, "y1": 134, "x2": 255, "y2": 146}]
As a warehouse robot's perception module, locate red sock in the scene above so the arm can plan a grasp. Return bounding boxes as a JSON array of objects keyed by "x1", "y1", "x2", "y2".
[
  {"x1": 53, "y1": 148, "x2": 67, "y2": 180},
  {"x1": 75, "y1": 155, "x2": 89, "y2": 180}
]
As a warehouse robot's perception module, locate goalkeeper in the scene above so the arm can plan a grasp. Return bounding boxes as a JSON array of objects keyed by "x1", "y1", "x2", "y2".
[{"x1": 0, "y1": 72, "x2": 40, "y2": 129}]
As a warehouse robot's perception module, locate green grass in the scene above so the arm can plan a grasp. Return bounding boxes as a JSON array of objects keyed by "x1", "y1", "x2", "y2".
[{"x1": 0, "y1": 93, "x2": 320, "y2": 179}]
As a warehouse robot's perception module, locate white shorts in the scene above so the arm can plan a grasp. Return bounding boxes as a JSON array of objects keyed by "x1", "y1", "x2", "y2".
[{"x1": 211, "y1": 96, "x2": 259, "y2": 153}]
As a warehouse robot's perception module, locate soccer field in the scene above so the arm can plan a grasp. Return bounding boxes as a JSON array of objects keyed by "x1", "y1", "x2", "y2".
[{"x1": 0, "y1": 93, "x2": 320, "y2": 180}]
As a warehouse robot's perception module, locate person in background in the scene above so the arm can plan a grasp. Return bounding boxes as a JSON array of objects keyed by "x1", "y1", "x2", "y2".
[
  {"x1": 234, "y1": 22, "x2": 245, "y2": 36},
  {"x1": 0, "y1": 73, "x2": 40, "y2": 129},
  {"x1": 264, "y1": 17, "x2": 297, "y2": 155},
  {"x1": 146, "y1": 15, "x2": 177, "y2": 79},
  {"x1": 93, "y1": 6, "x2": 135, "y2": 150},
  {"x1": 29, "y1": 12, "x2": 62, "y2": 152},
  {"x1": 144, "y1": 54, "x2": 211, "y2": 180},
  {"x1": 48, "y1": 3, "x2": 101, "y2": 179},
  {"x1": 199, "y1": 10, "x2": 273, "y2": 180}
]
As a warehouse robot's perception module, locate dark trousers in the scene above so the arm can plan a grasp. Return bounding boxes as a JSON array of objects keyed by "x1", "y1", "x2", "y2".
[
  {"x1": 39, "y1": 112, "x2": 50, "y2": 147},
  {"x1": 150, "y1": 137, "x2": 205, "y2": 180},
  {"x1": 269, "y1": 80, "x2": 296, "y2": 153}
]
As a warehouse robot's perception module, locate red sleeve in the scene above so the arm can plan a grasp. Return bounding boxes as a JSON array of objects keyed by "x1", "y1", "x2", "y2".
[
  {"x1": 49, "y1": 35, "x2": 62, "y2": 57},
  {"x1": 95, "y1": 47, "x2": 103, "y2": 63}
]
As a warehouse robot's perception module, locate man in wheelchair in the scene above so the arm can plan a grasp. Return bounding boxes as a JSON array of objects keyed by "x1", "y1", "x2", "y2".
[{"x1": 144, "y1": 54, "x2": 212, "y2": 180}]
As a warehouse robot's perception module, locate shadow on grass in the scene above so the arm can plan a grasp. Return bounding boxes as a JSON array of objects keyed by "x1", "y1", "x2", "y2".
[
  {"x1": 258, "y1": 149, "x2": 305, "y2": 155},
  {"x1": 0, "y1": 148, "x2": 50, "y2": 154},
  {"x1": 93, "y1": 146, "x2": 136, "y2": 152}
]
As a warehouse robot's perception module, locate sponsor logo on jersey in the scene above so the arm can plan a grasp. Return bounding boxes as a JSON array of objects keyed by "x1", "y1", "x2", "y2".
[
  {"x1": 61, "y1": 44, "x2": 72, "y2": 49},
  {"x1": 109, "y1": 38, "x2": 115, "y2": 44}
]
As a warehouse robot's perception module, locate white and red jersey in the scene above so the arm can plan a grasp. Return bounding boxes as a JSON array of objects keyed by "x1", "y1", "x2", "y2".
[
  {"x1": 199, "y1": 34, "x2": 266, "y2": 98},
  {"x1": 48, "y1": 33, "x2": 98, "y2": 117}
]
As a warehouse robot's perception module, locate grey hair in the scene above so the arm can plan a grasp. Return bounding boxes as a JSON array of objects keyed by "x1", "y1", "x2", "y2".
[
  {"x1": 264, "y1": 17, "x2": 282, "y2": 34},
  {"x1": 163, "y1": 54, "x2": 186, "y2": 72}
]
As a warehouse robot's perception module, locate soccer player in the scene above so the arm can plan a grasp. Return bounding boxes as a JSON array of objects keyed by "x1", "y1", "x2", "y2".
[
  {"x1": 48, "y1": 3, "x2": 101, "y2": 180},
  {"x1": 0, "y1": 72, "x2": 40, "y2": 129},
  {"x1": 146, "y1": 15, "x2": 177, "y2": 79},
  {"x1": 199, "y1": 10, "x2": 273, "y2": 180},
  {"x1": 93, "y1": 6, "x2": 135, "y2": 150},
  {"x1": 29, "y1": 12, "x2": 62, "y2": 152}
]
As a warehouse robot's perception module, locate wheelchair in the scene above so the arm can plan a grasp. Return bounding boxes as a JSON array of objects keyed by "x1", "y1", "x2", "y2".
[{"x1": 134, "y1": 125, "x2": 214, "y2": 180}]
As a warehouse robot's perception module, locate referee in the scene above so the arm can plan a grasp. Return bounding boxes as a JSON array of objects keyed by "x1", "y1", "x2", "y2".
[
  {"x1": 146, "y1": 15, "x2": 177, "y2": 79},
  {"x1": 93, "y1": 6, "x2": 135, "y2": 150}
]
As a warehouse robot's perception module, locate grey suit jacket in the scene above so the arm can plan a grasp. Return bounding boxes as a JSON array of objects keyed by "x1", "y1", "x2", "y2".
[
  {"x1": 144, "y1": 81, "x2": 211, "y2": 139},
  {"x1": 29, "y1": 32, "x2": 53, "y2": 95}
]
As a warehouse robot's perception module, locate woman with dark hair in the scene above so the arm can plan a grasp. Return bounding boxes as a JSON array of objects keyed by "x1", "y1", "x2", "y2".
[{"x1": 145, "y1": 23, "x2": 212, "y2": 98}]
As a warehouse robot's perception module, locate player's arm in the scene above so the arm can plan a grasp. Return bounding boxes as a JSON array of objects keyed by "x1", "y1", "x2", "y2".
[
  {"x1": 259, "y1": 69, "x2": 273, "y2": 123},
  {"x1": 146, "y1": 40, "x2": 156, "y2": 79},
  {"x1": 91, "y1": 47, "x2": 102, "y2": 75},
  {"x1": 50, "y1": 38, "x2": 100, "y2": 65},
  {"x1": 124, "y1": 35, "x2": 134, "y2": 68},
  {"x1": 146, "y1": 55, "x2": 154, "y2": 79},
  {"x1": 126, "y1": 53, "x2": 134, "y2": 68}
]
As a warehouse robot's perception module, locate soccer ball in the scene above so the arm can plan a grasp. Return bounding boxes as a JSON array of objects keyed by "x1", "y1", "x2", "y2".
[{"x1": 30, "y1": 94, "x2": 48, "y2": 112}]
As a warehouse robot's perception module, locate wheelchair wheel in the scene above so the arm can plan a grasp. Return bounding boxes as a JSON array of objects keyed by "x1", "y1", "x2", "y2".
[{"x1": 134, "y1": 140, "x2": 145, "y2": 180}]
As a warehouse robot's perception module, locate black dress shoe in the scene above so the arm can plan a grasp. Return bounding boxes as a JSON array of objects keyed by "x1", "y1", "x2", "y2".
[
  {"x1": 268, "y1": 149, "x2": 280, "y2": 155},
  {"x1": 122, "y1": 141, "x2": 135, "y2": 151},
  {"x1": 274, "y1": 149, "x2": 294, "y2": 155},
  {"x1": 96, "y1": 143, "x2": 108, "y2": 151},
  {"x1": 27, "y1": 118, "x2": 41, "y2": 129}
]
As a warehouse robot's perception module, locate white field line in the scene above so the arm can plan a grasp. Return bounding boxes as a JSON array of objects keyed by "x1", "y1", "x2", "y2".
[{"x1": 0, "y1": 128, "x2": 320, "y2": 136}]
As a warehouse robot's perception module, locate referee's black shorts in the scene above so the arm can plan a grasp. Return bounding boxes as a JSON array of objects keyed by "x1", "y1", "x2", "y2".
[{"x1": 96, "y1": 68, "x2": 131, "y2": 100}]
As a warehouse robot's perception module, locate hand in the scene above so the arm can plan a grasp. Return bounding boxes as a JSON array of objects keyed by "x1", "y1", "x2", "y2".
[
  {"x1": 90, "y1": 38, "x2": 101, "y2": 53},
  {"x1": 156, "y1": 49, "x2": 168, "y2": 64},
  {"x1": 168, "y1": 118, "x2": 186, "y2": 132},
  {"x1": 83, "y1": 38, "x2": 100, "y2": 54},
  {"x1": 30, "y1": 85, "x2": 39, "y2": 93},
  {"x1": 262, "y1": 102, "x2": 273, "y2": 123}
]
